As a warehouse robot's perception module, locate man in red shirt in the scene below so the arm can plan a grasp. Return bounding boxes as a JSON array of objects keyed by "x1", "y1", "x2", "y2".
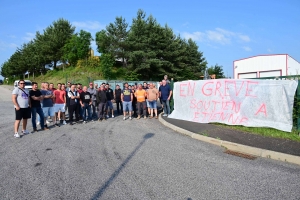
[{"x1": 54, "y1": 83, "x2": 67, "y2": 125}]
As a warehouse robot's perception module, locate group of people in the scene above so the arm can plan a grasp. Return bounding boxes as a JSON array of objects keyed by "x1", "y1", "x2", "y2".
[{"x1": 11, "y1": 76, "x2": 172, "y2": 138}]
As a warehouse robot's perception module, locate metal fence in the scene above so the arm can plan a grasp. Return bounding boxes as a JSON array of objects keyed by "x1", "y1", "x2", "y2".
[{"x1": 252, "y1": 75, "x2": 300, "y2": 133}]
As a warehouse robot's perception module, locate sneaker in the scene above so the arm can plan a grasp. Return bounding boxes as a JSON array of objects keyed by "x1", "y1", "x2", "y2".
[
  {"x1": 55, "y1": 123, "x2": 60, "y2": 127},
  {"x1": 162, "y1": 114, "x2": 168, "y2": 117},
  {"x1": 123, "y1": 117, "x2": 126, "y2": 120},
  {"x1": 36, "y1": 121, "x2": 40, "y2": 125},
  {"x1": 144, "y1": 116, "x2": 147, "y2": 119},
  {"x1": 112, "y1": 115, "x2": 115, "y2": 118},
  {"x1": 106, "y1": 115, "x2": 109, "y2": 118},
  {"x1": 46, "y1": 120, "x2": 50, "y2": 124},
  {"x1": 22, "y1": 130, "x2": 30, "y2": 135},
  {"x1": 69, "y1": 122, "x2": 73, "y2": 125},
  {"x1": 149, "y1": 116, "x2": 153, "y2": 119},
  {"x1": 137, "y1": 115, "x2": 141, "y2": 119},
  {"x1": 14, "y1": 133, "x2": 20, "y2": 138},
  {"x1": 83, "y1": 121, "x2": 87, "y2": 124},
  {"x1": 63, "y1": 121, "x2": 67, "y2": 125},
  {"x1": 43, "y1": 127, "x2": 50, "y2": 130},
  {"x1": 31, "y1": 128, "x2": 38, "y2": 133},
  {"x1": 98, "y1": 118, "x2": 102, "y2": 122},
  {"x1": 129, "y1": 116, "x2": 132, "y2": 120},
  {"x1": 155, "y1": 116, "x2": 158, "y2": 119}
]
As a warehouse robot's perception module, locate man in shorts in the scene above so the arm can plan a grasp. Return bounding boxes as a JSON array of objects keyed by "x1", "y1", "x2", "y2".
[
  {"x1": 41, "y1": 82, "x2": 59, "y2": 128},
  {"x1": 146, "y1": 83, "x2": 159, "y2": 119},
  {"x1": 121, "y1": 82, "x2": 133, "y2": 120},
  {"x1": 12, "y1": 80, "x2": 31, "y2": 138},
  {"x1": 54, "y1": 83, "x2": 67, "y2": 125}
]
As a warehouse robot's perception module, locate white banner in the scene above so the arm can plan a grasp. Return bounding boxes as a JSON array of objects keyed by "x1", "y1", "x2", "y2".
[{"x1": 168, "y1": 79, "x2": 298, "y2": 132}]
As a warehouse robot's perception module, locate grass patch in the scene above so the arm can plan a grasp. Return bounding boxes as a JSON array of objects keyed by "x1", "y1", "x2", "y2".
[{"x1": 213, "y1": 123, "x2": 300, "y2": 142}]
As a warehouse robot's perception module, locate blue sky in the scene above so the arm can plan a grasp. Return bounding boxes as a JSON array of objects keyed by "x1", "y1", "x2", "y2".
[{"x1": 1, "y1": 0, "x2": 299, "y2": 80}]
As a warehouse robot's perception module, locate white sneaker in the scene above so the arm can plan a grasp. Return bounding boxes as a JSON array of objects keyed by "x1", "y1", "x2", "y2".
[
  {"x1": 46, "y1": 120, "x2": 50, "y2": 124},
  {"x1": 106, "y1": 115, "x2": 109, "y2": 118},
  {"x1": 22, "y1": 130, "x2": 30, "y2": 135},
  {"x1": 112, "y1": 115, "x2": 115, "y2": 118},
  {"x1": 123, "y1": 117, "x2": 126, "y2": 120},
  {"x1": 14, "y1": 133, "x2": 20, "y2": 138},
  {"x1": 63, "y1": 120, "x2": 67, "y2": 125},
  {"x1": 36, "y1": 121, "x2": 40, "y2": 125},
  {"x1": 129, "y1": 116, "x2": 132, "y2": 120}
]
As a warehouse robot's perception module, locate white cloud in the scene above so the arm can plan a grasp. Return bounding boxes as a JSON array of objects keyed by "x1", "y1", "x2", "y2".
[
  {"x1": 0, "y1": 41, "x2": 18, "y2": 51},
  {"x1": 182, "y1": 31, "x2": 205, "y2": 42},
  {"x1": 242, "y1": 46, "x2": 252, "y2": 51},
  {"x1": 23, "y1": 32, "x2": 35, "y2": 41},
  {"x1": 182, "y1": 28, "x2": 251, "y2": 45},
  {"x1": 72, "y1": 21, "x2": 105, "y2": 31},
  {"x1": 239, "y1": 35, "x2": 250, "y2": 42}
]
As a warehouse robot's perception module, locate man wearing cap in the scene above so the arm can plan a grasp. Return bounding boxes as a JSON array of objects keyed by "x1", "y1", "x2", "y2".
[{"x1": 87, "y1": 82, "x2": 97, "y2": 119}]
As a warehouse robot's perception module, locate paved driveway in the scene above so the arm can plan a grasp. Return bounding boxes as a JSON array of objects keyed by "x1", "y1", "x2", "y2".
[{"x1": 0, "y1": 86, "x2": 299, "y2": 200}]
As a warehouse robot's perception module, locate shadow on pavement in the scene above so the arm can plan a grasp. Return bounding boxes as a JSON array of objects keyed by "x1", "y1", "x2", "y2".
[{"x1": 90, "y1": 133, "x2": 155, "y2": 200}]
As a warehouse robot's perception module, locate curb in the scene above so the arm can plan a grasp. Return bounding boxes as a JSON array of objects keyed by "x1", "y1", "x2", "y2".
[{"x1": 159, "y1": 114, "x2": 300, "y2": 166}]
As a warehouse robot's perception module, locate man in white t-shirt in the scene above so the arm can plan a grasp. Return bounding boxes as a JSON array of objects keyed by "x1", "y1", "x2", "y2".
[{"x1": 11, "y1": 79, "x2": 31, "y2": 138}]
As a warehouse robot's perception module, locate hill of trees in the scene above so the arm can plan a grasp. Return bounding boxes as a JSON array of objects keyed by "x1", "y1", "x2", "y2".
[{"x1": 0, "y1": 9, "x2": 225, "y2": 83}]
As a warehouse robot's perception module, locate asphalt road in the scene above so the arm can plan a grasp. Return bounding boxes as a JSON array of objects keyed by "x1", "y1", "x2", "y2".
[{"x1": 0, "y1": 85, "x2": 300, "y2": 200}]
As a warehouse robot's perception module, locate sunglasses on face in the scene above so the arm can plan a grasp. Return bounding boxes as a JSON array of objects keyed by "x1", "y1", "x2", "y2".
[{"x1": 19, "y1": 83, "x2": 25, "y2": 84}]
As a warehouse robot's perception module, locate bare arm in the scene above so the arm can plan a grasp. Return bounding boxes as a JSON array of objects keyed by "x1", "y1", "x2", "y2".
[{"x1": 12, "y1": 94, "x2": 20, "y2": 110}]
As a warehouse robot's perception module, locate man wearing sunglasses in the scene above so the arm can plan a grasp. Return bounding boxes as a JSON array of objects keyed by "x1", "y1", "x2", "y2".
[{"x1": 12, "y1": 79, "x2": 31, "y2": 138}]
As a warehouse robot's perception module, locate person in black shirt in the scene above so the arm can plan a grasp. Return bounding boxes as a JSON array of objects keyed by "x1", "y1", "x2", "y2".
[
  {"x1": 29, "y1": 82, "x2": 49, "y2": 132},
  {"x1": 96, "y1": 85, "x2": 107, "y2": 121},
  {"x1": 80, "y1": 86, "x2": 92, "y2": 123},
  {"x1": 114, "y1": 84, "x2": 123, "y2": 114},
  {"x1": 105, "y1": 84, "x2": 114, "y2": 118}
]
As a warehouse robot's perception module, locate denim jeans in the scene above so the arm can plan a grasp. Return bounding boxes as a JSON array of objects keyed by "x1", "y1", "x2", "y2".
[
  {"x1": 82, "y1": 102, "x2": 92, "y2": 121},
  {"x1": 162, "y1": 100, "x2": 170, "y2": 115},
  {"x1": 31, "y1": 107, "x2": 45, "y2": 129}
]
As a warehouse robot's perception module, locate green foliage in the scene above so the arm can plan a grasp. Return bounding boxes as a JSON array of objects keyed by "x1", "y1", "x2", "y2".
[
  {"x1": 207, "y1": 64, "x2": 225, "y2": 78},
  {"x1": 100, "y1": 54, "x2": 114, "y2": 79},
  {"x1": 63, "y1": 30, "x2": 93, "y2": 66}
]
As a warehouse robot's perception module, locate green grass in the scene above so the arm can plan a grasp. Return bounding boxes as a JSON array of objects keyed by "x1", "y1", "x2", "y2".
[{"x1": 213, "y1": 123, "x2": 300, "y2": 142}]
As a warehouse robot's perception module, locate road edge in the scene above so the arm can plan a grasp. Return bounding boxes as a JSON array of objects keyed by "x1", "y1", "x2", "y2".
[{"x1": 159, "y1": 114, "x2": 300, "y2": 166}]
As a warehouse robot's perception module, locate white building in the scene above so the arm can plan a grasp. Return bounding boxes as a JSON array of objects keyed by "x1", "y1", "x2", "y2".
[{"x1": 233, "y1": 54, "x2": 300, "y2": 79}]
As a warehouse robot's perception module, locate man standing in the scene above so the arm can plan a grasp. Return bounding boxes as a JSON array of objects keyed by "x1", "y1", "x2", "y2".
[
  {"x1": 114, "y1": 84, "x2": 123, "y2": 114},
  {"x1": 54, "y1": 83, "x2": 67, "y2": 125},
  {"x1": 68, "y1": 84, "x2": 80, "y2": 125},
  {"x1": 41, "y1": 82, "x2": 59, "y2": 128},
  {"x1": 80, "y1": 86, "x2": 92, "y2": 123},
  {"x1": 87, "y1": 82, "x2": 97, "y2": 119},
  {"x1": 29, "y1": 82, "x2": 49, "y2": 132},
  {"x1": 135, "y1": 84, "x2": 147, "y2": 119},
  {"x1": 49, "y1": 83, "x2": 56, "y2": 92},
  {"x1": 96, "y1": 85, "x2": 107, "y2": 121},
  {"x1": 159, "y1": 80, "x2": 172, "y2": 116},
  {"x1": 121, "y1": 82, "x2": 133, "y2": 120},
  {"x1": 105, "y1": 84, "x2": 114, "y2": 118},
  {"x1": 12, "y1": 80, "x2": 31, "y2": 138},
  {"x1": 147, "y1": 83, "x2": 159, "y2": 119},
  {"x1": 65, "y1": 82, "x2": 71, "y2": 115}
]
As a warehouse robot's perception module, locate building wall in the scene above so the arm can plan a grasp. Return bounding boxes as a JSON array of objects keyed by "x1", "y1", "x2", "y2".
[
  {"x1": 287, "y1": 55, "x2": 300, "y2": 76},
  {"x1": 233, "y1": 54, "x2": 287, "y2": 79}
]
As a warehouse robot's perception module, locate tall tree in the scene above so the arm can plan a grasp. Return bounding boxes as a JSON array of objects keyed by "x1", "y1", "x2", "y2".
[
  {"x1": 63, "y1": 30, "x2": 93, "y2": 66},
  {"x1": 96, "y1": 16, "x2": 128, "y2": 66},
  {"x1": 207, "y1": 64, "x2": 225, "y2": 79},
  {"x1": 35, "y1": 18, "x2": 75, "y2": 69}
]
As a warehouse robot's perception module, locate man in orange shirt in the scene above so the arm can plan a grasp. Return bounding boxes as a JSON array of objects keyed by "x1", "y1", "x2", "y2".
[{"x1": 134, "y1": 84, "x2": 147, "y2": 119}]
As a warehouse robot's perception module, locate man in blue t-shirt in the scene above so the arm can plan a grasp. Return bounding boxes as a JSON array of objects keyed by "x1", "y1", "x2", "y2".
[
  {"x1": 159, "y1": 80, "x2": 172, "y2": 116},
  {"x1": 41, "y1": 82, "x2": 59, "y2": 128},
  {"x1": 121, "y1": 82, "x2": 133, "y2": 120}
]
